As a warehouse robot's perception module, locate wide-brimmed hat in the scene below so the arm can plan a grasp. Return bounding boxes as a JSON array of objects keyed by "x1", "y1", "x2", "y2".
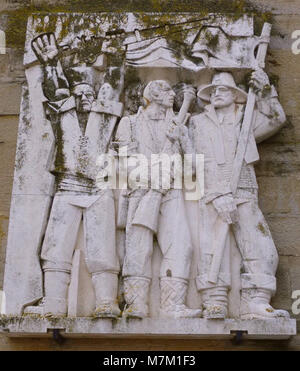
[{"x1": 197, "y1": 72, "x2": 247, "y2": 103}]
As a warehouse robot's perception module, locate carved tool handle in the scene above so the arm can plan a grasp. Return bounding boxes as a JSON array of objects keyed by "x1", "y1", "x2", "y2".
[
  {"x1": 208, "y1": 221, "x2": 230, "y2": 284},
  {"x1": 208, "y1": 24, "x2": 272, "y2": 285},
  {"x1": 230, "y1": 23, "x2": 272, "y2": 195}
]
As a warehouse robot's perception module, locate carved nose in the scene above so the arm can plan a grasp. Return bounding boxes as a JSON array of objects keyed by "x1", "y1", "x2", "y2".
[{"x1": 81, "y1": 94, "x2": 89, "y2": 101}]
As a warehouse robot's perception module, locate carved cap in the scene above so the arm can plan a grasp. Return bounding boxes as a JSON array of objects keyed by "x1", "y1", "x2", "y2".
[{"x1": 197, "y1": 72, "x2": 247, "y2": 104}]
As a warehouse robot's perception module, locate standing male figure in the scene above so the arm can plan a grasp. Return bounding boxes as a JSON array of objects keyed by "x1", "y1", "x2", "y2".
[
  {"x1": 24, "y1": 33, "x2": 123, "y2": 317},
  {"x1": 189, "y1": 70, "x2": 290, "y2": 319},
  {"x1": 115, "y1": 80, "x2": 201, "y2": 319}
]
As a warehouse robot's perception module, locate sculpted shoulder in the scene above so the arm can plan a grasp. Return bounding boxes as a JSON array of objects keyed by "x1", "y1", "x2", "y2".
[
  {"x1": 118, "y1": 115, "x2": 131, "y2": 127},
  {"x1": 115, "y1": 112, "x2": 140, "y2": 144},
  {"x1": 189, "y1": 112, "x2": 207, "y2": 133},
  {"x1": 116, "y1": 116, "x2": 132, "y2": 142},
  {"x1": 190, "y1": 112, "x2": 207, "y2": 125},
  {"x1": 118, "y1": 111, "x2": 141, "y2": 126}
]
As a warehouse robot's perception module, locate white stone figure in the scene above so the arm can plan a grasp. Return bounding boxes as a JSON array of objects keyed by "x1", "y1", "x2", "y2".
[
  {"x1": 0, "y1": 29, "x2": 6, "y2": 55},
  {"x1": 24, "y1": 33, "x2": 123, "y2": 318},
  {"x1": 115, "y1": 80, "x2": 201, "y2": 319},
  {"x1": 187, "y1": 71, "x2": 290, "y2": 319}
]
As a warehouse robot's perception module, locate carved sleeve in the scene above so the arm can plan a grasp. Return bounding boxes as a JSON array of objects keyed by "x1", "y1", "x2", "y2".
[
  {"x1": 115, "y1": 116, "x2": 132, "y2": 149},
  {"x1": 115, "y1": 116, "x2": 139, "y2": 156},
  {"x1": 42, "y1": 60, "x2": 70, "y2": 102},
  {"x1": 253, "y1": 86, "x2": 286, "y2": 143}
]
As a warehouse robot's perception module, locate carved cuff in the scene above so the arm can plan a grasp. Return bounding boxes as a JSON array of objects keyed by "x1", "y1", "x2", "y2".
[
  {"x1": 257, "y1": 85, "x2": 278, "y2": 101},
  {"x1": 241, "y1": 273, "x2": 276, "y2": 294},
  {"x1": 196, "y1": 273, "x2": 231, "y2": 291},
  {"x1": 204, "y1": 185, "x2": 232, "y2": 204}
]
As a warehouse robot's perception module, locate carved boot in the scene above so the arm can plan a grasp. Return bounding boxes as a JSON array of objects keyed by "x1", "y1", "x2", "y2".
[
  {"x1": 92, "y1": 272, "x2": 121, "y2": 319},
  {"x1": 201, "y1": 287, "x2": 228, "y2": 319},
  {"x1": 23, "y1": 270, "x2": 70, "y2": 316},
  {"x1": 160, "y1": 277, "x2": 202, "y2": 318},
  {"x1": 123, "y1": 276, "x2": 150, "y2": 319},
  {"x1": 240, "y1": 288, "x2": 290, "y2": 320}
]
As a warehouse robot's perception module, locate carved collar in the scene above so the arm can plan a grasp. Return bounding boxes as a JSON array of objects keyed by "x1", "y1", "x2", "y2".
[
  {"x1": 141, "y1": 106, "x2": 172, "y2": 120},
  {"x1": 204, "y1": 104, "x2": 244, "y2": 127}
]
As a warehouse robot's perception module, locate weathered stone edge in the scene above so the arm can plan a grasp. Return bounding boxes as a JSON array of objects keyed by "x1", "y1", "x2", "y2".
[{"x1": 0, "y1": 316, "x2": 296, "y2": 339}]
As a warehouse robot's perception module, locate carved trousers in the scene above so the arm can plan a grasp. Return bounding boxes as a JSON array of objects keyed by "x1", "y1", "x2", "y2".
[
  {"x1": 41, "y1": 191, "x2": 119, "y2": 275},
  {"x1": 196, "y1": 195, "x2": 278, "y2": 294},
  {"x1": 122, "y1": 189, "x2": 193, "y2": 280}
]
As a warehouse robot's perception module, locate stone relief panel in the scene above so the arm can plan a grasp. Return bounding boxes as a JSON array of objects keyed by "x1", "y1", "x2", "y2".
[{"x1": 1, "y1": 12, "x2": 296, "y2": 337}]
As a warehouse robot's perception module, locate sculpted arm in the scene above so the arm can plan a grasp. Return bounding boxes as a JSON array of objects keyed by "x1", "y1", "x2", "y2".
[
  {"x1": 32, "y1": 33, "x2": 70, "y2": 101},
  {"x1": 115, "y1": 116, "x2": 133, "y2": 151},
  {"x1": 167, "y1": 85, "x2": 196, "y2": 155},
  {"x1": 250, "y1": 69, "x2": 286, "y2": 143}
]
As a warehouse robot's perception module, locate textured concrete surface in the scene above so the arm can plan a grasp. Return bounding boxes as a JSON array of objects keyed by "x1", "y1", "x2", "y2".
[{"x1": 0, "y1": 0, "x2": 299, "y2": 350}]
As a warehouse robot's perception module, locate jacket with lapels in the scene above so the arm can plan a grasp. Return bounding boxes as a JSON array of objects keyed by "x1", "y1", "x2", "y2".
[{"x1": 189, "y1": 88, "x2": 286, "y2": 203}]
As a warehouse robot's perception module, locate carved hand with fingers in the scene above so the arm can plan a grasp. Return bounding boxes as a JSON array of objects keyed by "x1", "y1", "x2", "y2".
[
  {"x1": 250, "y1": 68, "x2": 270, "y2": 93},
  {"x1": 166, "y1": 121, "x2": 181, "y2": 143},
  {"x1": 182, "y1": 85, "x2": 196, "y2": 106},
  {"x1": 212, "y1": 194, "x2": 238, "y2": 225},
  {"x1": 32, "y1": 33, "x2": 59, "y2": 65}
]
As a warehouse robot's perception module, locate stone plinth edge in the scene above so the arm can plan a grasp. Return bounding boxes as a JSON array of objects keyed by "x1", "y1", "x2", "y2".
[{"x1": 0, "y1": 316, "x2": 296, "y2": 340}]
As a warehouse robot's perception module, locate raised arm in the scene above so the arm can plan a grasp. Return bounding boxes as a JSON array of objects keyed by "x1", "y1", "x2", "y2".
[
  {"x1": 166, "y1": 85, "x2": 196, "y2": 155},
  {"x1": 250, "y1": 69, "x2": 286, "y2": 143},
  {"x1": 32, "y1": 33, "x2": 69, "y2": 101}
]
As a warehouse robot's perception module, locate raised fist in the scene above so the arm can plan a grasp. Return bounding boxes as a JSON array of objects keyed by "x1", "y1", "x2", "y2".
[
  {"x1": 182, "y1": 85, "x2": 196, "y2": 105},
  {"x1": 97, "y1": 83, "x2": 114, "y2": 105},
  {"x1": 166, "y1": 121, "x2": 181, "y2": 143},
  {"x1": 212, "y1": 194, "x2": 238, "y2": 225},
  {"x1": 250, "y1": 68, "x2": 270, "y2": 92},
  {"x1": 32, "y1": 33, "x2": 59, "y2": 65}
]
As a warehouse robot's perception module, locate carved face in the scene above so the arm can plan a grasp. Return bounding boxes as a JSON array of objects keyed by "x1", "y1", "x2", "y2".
[
  {"x1": 73, "y1": 84, "x2": 95, "y2": 113},
  {"x1": 98, "y1": 83, "x2": 114, "y2": 103},
  {"x1": 150, "y1": 81, "x2": 176, "y2": 108},
  {"x1": 210, "y1": 85, "x2": 236, "y2": 108}
]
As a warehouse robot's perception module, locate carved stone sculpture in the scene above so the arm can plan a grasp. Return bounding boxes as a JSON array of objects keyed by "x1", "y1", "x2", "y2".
[
  {"x1": 189, "y1": 70, "x2": 290, "y2": 320},
  {"x1": 116, "y1": 80, "x2": 201, "y2": 319},
  {"x1": 1, "y1": 12, "x2": 296, "y2": 339},
  {"x1": 24, "y1": 33, "x2": 122, "y2": 318}
]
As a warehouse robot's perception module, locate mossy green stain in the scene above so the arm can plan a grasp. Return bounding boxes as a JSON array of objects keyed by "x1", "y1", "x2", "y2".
[
  {"x1": 257, "y1": 221, "x2": 270, "y2": 237},
  {"x1": 53, "y1": 118, "x2": 67, "y2": 175},
  {"x1": 2, "y1": 0, "x2": 274, "y2": 49},
  {"x1": 204, "y1": 29, "x2": 220, "y2": 51}
]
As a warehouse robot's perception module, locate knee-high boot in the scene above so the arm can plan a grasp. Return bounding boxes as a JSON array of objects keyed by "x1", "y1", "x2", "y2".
[{"x1": 160, "y1": 277, "x2": 202, "y2": 318}]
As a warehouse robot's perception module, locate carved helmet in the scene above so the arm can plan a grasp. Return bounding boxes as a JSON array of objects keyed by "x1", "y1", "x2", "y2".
[{"x1": 197, "y1": 72, "x2": 247, "y2": 104}]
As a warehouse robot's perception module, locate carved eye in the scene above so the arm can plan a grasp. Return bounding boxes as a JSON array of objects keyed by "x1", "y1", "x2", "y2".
[{"x1": 85, "y1": 93, "x2": 94, "y2": 99}]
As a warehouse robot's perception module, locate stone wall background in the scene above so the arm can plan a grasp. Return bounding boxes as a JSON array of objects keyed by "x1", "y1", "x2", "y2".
[{"x1": 0, "y1": 0, "x2": 299, "y2": 350}]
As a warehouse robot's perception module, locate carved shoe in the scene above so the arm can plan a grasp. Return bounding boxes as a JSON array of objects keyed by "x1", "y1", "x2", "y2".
[
  {"x1": 23, "y1": 297, "x2": 67, "y2": 317},
  {"x1": 240, "y1": 288, "x2": 290, "y2": 320},
  {"x1": 93, "y1": 302, "x2": 121, "y2": 319},
  {"x1": 123, "y1": 302, "x2": 149, "y2": 319},
  {"x1": 25, "y1": 270, "x2": 69, "y2": 317},
  {"x1": 123, "y1": 276, "x2": 150, "y2": 319},
  {"x1": 201, "y1": 286, "x2": 228, "y2": 319},
  {"x1": 240, "y1": 303, "x2": 290, "y2": 320},
  {"x1": 23, "y1": 298, "x2": 45, "y2": 316},
  {"x1": 160, "y1": 277, "x2": 202, "y2": 319},
  {"x1": 92, "y1": 272, "x2": 121, "y2": 319},
  {"x1": 202, "y1": 303, "x2": 228, "y2": 319}
]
